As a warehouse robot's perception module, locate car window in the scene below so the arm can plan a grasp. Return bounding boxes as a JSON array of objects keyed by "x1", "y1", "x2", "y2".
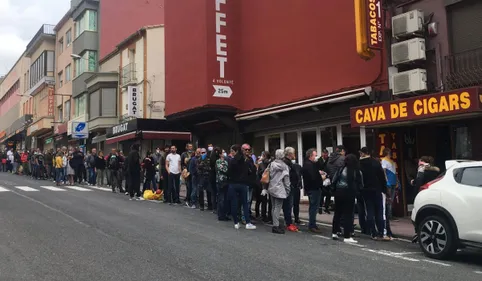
[{"x1": 460, "y1": 167, "x2": 482, "y2": 187}]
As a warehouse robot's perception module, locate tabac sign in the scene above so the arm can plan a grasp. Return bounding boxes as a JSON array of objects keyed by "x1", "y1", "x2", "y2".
[
  {"x1": 350, "y1": 88, "x2": 482, "y2": 127},
  {"x1": 366, "y1": 0, "x2": 383, "y2": 50}
]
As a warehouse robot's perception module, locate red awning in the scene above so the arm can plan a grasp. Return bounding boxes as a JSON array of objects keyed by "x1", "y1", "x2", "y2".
[
  {"x1": 105, "y1": 132, "x2": 137, "y2": 144},
  {"x1": 141, "y1": 131, "x2": 191, "y2": 141}
]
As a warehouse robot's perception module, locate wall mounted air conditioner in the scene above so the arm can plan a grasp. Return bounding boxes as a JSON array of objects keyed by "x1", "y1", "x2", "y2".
[
  {"x1": 391, "y1": 38, "x2": 426, "y2": 65},
  {"x1": 392, "y1": 10, "x2": 424, "y2": 37},
  {"x1": 392, "y1": 68, "x2": 427, "y2": 95}
]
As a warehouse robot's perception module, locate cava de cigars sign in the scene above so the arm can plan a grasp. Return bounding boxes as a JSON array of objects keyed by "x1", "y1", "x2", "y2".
[
  {"x1": 366, "y1": 0, "x2": 383, "y2": 50},
  {"x1": 212, "y1": 0, "x2": 234, "y2": 98},
  {"x1": 350, "y1": 88, "x2": 482, "y2": 127}
]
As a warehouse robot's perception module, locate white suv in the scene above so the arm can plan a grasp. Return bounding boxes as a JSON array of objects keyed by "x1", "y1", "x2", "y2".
[{"x1": 411, "y1": 160, "x2": 482, "y2": 260}]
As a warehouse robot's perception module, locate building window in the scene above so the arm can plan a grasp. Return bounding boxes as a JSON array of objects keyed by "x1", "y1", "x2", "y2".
[
  {"x1": 74, "y1": 94, "x2": 86, "y2": 117},
  {"x1": 29, "y1": 51, "x2": 55, "y2": 89},
  {"x1": 75, "y1": 10, "x2": 97, "y2": 38},
  {"x1": 59, "y1": 37, "x2": 64, "y2": 54},
  {"x1": 65, "y1": 64, "x2": 71, "y2": 81},
  {"x1": 57, "y1": 106, "x2": 63, "y2": 123},
  {"x1": 66, "y1": 29, "x2": 72, "y2": 46},
  {"x1": 58, "y1": 71, "x2": 63, "y2": 88},
  {"x1": 64, "y1": 100, "x2": 71, "y2": 121},
  {"x1": 74, "y1": 51, "x2": 97, "y2": 77}
]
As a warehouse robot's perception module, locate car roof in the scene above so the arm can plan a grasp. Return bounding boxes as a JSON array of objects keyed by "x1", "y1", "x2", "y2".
[{"x1": 446, "y1": 160, "x2": 482, "y2": 170}]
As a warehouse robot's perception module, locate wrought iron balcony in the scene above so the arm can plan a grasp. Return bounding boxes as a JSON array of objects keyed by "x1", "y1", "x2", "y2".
[
  {"x1": 121, "y1": 63, "x2": 137, "y2": 87},
  {"x1": 443, "y1": 47, "x2": 482, "y2": 91},
  {"x1": 25, "y1": 24, "x2": 56, "y2": 57}
]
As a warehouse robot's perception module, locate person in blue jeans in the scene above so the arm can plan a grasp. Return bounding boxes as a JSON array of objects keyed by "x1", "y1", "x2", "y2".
[
  {"x1": 301, "y1": 148, "x2": 324, "y2": 233},
  {"x1": 87, "y1": 148, "x2": 97, "y2": 185},
  {"x1": 227, "y1": 144, "x2": 256, "y2": 230},
  {"x1": 188, "y1": 149, "x2": 201, "y2": 208}
]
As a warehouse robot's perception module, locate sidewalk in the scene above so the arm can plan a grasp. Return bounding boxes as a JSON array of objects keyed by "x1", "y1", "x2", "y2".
[{"x1": 178, "y1": 186, "x2": 415, "y2": 240}]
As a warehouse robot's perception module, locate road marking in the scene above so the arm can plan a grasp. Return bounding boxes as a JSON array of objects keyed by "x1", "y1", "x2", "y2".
[
  {"x1": 65, "y1": 186, "x2": 91, "y2": 191},
  {"x1": 0, "y1": 186, "x2": 10, "y2": 192},
  {"x1": 422, "y1": 259, "x2": 451, "y2": 267},
  {"x1": 14, "y1": 186, "x2": 39, "y2": 191},
  {"x1": 474, "y1": 271, "x2": 482, "y2": 274},
  {"x1": 362, "y1": 248, "x2": 420, "y2": 262},
  {"x1": 40, "y1": 186, "x2": 66, "y2": 191},
  {"x1": 89, "y1": 186, "x2": 112, "y2": 192},
  {"x1": 314, "y1": 235, "x2": 331, "y2": 240}
]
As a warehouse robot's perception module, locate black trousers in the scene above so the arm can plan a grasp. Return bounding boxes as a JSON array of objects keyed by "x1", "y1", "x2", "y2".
[
  {"x1": 332, "y1": 195, "x2": 356, "y2": 238},
  {"x1": 293, "y1": 187, "x2": 301, "y2": 221},
  {"x1": 128, "y1": 172, "x2": 141, "y2": 198}
]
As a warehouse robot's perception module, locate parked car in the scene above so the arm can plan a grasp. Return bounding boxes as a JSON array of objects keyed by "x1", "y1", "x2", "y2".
[{"x1": 411, "y1": 160, "x2": 482, "y2": 260}]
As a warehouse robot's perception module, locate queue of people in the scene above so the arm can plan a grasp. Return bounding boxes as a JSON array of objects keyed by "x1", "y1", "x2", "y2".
[{"x1": 2, "y1": 142, "x2": 440, "y2": 242}]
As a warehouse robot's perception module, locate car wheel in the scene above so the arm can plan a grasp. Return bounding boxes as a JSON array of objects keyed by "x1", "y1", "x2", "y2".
[{"x1": 417, "y1": 215, "x2": 457, "y2": 260}]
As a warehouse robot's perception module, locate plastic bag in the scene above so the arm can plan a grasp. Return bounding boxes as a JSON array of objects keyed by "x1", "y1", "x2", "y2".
[{"x1": 143, "y1": 190, "x2": 155, "y2": 200}]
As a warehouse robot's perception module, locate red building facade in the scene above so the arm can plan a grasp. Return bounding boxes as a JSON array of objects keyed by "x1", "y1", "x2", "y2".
[{"x1": 99, "y1": 0, "x2": 165, "y2": 60}]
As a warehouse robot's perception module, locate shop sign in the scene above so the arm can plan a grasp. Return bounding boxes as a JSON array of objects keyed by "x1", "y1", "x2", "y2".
[
  {"x1": 350, "y1": 88, "x2": 482, "y2": 127},
  {"x1": 48, "y1": 87, "x2": 55, "y2": 116},
  {"x1": 72, "y1": 122, "x2": 88, "y2": 139},
  {"x1": 112, "y1": 122, "x2": 129, "y2": 135},
  {"x1": 45, "y1": 138, "x2": 53, "y2": 144},
  {"x1": 127, "y1": 86, "x2": 140, "y2": 118},
  {"x1": 106, "y1": 119, "x2": 138, "y2": 138},
  {"x1": 366, "y1": 0, "x2": 383, "y2": 50},
  {"x1": 212, "y1": 0, "x2": 233, "y2": 98}
]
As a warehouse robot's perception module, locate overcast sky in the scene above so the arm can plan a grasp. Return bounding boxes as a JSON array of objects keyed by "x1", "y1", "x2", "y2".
[{"x1": 0, "y1": 0, "x2": 70, "y2": 75}]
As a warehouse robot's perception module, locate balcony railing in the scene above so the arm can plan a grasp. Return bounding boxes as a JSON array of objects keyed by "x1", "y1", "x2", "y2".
[
  {"x1": 121, "y1": 63, "x2": 137, "y2": 86},
  {"x1": 25, "y1": 24, "x2": 56, "y2": 56},
  {"x1": 443, "y1": 47, "x2": 482, "y2": 91}
]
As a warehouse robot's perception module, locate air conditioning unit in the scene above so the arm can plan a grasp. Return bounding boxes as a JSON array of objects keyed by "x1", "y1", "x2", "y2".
[
  {"x1": 392, "y1": 10, "x2": 424, "y2": 37},
  {"x1": 392, "y1": 68, "x2": 427, "y2": 95},
  {"x1": 391, "y1": 38, "x2": 426, "y2": 65}
]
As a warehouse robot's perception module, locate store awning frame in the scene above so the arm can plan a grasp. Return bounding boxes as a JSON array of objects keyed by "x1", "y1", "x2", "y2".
[
  {"x1": 105, "y1": 132, "x2": 137, "y2": 145},
  {"x1": 140, "y1": 131, "x2": 192, "y2": 141},
  {"x1": 235, "y1": 87, "x2": 371, "y2": 121},
  {"x1": 92, "y1": 134, "x2": 107, "y2": 144}
]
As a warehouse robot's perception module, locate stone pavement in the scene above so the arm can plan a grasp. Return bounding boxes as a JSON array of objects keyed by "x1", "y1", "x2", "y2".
[{"x1": 178, "y1": 186, "x2": 415, "y2": 239}]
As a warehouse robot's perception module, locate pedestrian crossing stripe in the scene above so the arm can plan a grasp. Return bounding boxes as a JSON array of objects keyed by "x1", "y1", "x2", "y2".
[
  {"x1": 40, "y1": 186, "x2": 66, "y2": 191},
  {"x1": 64, "y1": 186, "x2": 91, "y2": 191},
  {"x1": 0, "y1": 186, "x2": 10, "y2": 192},
  {"x1": 15, "y1": 186, "x2": 39, "y2": 191}
]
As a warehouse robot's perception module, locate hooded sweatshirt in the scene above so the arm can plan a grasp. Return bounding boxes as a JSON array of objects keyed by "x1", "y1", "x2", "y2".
[
  {"x1": 325, "y1": 153, "x2": 345, "y2": 179},
  {"x1": 267, "y1": 159, "x2": 290, "y2": 199},
  {"x1": 359, "y1": 156, "x2": 387, "y2": 194}
]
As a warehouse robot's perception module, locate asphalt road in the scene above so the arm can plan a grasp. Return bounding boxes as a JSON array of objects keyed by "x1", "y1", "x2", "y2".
[{"x1": 1, "y1": 172, "x2": 481, "y2": 281}]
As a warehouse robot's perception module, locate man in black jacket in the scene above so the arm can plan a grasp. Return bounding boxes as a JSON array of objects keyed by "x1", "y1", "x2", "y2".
[
  {"x1": 227, "y1": 144, "x2": 256, "y2": 230},
  {"x1": 127, "y1": 144, "x2": 141, "y2": 200},
  {"x1": 359, "y1": 147, "x2": 388, "y2": 240},
  {"x1": 301, "y1": 148, "x2": 324, "y2": 233}
]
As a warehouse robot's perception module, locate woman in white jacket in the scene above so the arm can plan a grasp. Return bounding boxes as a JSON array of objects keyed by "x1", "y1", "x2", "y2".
[{"x1": 266, "y1": 149, "x2": 291, "y2": 234}]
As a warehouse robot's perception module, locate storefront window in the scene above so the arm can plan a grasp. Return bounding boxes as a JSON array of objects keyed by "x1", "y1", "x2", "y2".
[
  {"x1": 301, "y1": 131, "x2": 316, "y2": 163},
  {"x1": 342, "y1": 124, "x2": 361, "y2": 154},
  {"x1": 321, "y1": 126, "x2": 337, "y2": 154},
  {"x1": 268, "y1": 134, "x2": 280, "y2": 156},
  {"x1": 252, "y1": 136, "x2": 265, "y2": 159},
  {"x1": 455, "y1": 126, "x2": 472, "y2": 159}
]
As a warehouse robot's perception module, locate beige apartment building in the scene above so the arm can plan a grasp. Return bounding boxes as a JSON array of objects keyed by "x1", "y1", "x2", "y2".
[
  {"x1": 0, "y1": 54, "x2": 31, "y2": 150},
  {"x1": 23, "y1": 24, "x2": 57, "y2": 151},
  {"x1": 53, "y1": 12, "x2": 75, "y2": 148}
]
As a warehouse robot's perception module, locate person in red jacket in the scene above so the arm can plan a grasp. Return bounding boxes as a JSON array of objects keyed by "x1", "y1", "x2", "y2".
[{"x1": 21, "y1": 150, "x2": 29, "y2": 175}]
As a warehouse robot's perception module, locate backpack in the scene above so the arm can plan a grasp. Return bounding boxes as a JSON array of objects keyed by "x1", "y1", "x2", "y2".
[{"x1": 109, "y1": 155, "x2": 119, "y2": 170}]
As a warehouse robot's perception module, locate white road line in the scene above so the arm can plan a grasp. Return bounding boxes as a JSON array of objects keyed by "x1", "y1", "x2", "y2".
[
  {"x1": 314, "y1": 235, "x2": 331, "y2": 240},
  {"x1": 14, "y1": 186, "x2": 39, "y2": 192},
  {"x1": 65, "y1": 186, "x2": 91, "y2": 191},
  {"x1": 89, "y1": 186, "x2": 112, "y2": 192},
  {"x1": 474, "y1": 271, "x2": 482, "y2": 274},
  {"x1": 362, "y1": 248, "x2": 420, "y2": 262},
  {"x1": 0, "y1": 186, "x2": 10, "y2": 192},
  {"x1": 422, "y1": 259, "x2": 452, "y2": 267},
  {"x1": 40, "y1": 186, "x2": 66, "y2": 191}
]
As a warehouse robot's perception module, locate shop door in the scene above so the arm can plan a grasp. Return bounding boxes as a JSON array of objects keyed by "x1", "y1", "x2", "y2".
[{"x1": 435, "y1": 126, "x2": 452, "y2": 172}]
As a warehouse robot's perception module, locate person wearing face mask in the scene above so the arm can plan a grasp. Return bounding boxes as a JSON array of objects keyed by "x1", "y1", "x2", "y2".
[
  {"x1": 196, "y1": 148, "x2": 211, "y2": 211},
  {"x1": 206, "y1": 144, "x2": 216, "y2": 211}
]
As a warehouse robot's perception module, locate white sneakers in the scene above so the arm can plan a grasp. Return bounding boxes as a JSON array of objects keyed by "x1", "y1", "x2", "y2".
[
  {"x1": 344, "y1": 238, "x2": 358, "y2": 244},
  {"x1": 245, "y1": 223, "x2": 256, "y2": 230},
  {"x1": 234, "y1": 223, "x2": 257, "y2": 230}
]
